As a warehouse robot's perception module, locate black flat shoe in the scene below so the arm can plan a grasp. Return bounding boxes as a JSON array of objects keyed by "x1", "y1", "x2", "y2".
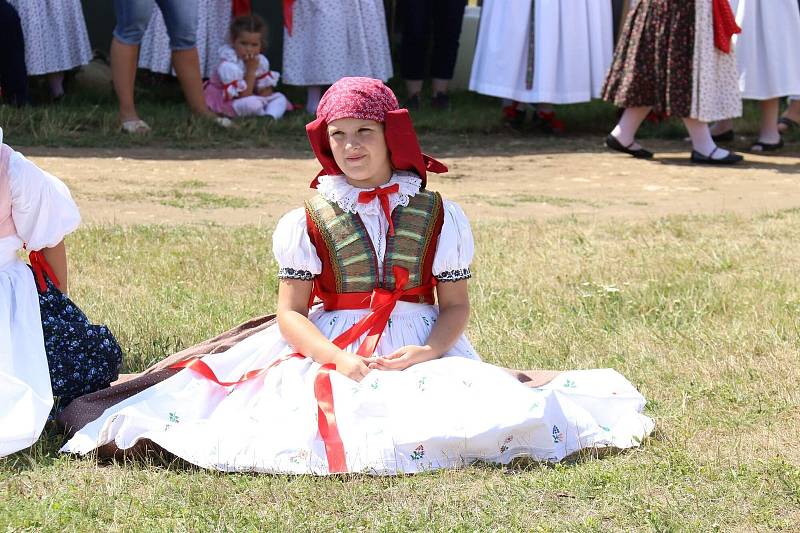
[
  {"x1": 605, "y1": 134, "x2": 654, "y2": 159},
  {"x1": 749, "y1": 138, "x2": 784, "y2": 152},
  {"x1": 690, "y1": 147, "x2": 743, "y2": 165},
  {"x1": 711, "y1": 129, "x2": 735, "y2": 142}
]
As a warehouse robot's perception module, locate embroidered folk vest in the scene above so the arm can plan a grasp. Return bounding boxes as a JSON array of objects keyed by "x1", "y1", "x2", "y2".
[{"x1": 305, "y1": 189, "x2": 444, "y2": 308}]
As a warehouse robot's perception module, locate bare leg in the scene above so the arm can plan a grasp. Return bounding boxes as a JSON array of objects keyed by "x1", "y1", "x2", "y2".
[
  {"x1": 405, "y1": 79, "x2": 423, "y2": 98},
  {"x1": 778, "y1": 98, "x2": 800, "y2": 132},
  {"x1": 682, "y1": 117, "x2": 730, "y2": 159},
  {"x1": 47, "y1": 71, "x2": 65, "y2": 99},
  {"x1": 171, "y1": 47, "x2": 214, "y2": 117},
  {"x1": 431, "y1": 78, "x2": 449, "y2": 95},
  {"x1": 306, "y1": 85, "x2": 322, "y2": 114},
  {"x1": 111, "y1": 37, "x2": 141, "y2": 123},
  {"x1": 610, "y1": 106, "x2": 652, "y2": 150},
  {"x1": 757, "y1": 98, "x2": 781, "y2": 144}
]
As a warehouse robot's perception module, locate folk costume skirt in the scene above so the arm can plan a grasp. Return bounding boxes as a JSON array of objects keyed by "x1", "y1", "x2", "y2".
[
  {"x1": 61, "y1": 302, "x2": 654, "y2": 475},
  {"x1": 602, "y1": 0, "x2": 741, "y2": 121}
]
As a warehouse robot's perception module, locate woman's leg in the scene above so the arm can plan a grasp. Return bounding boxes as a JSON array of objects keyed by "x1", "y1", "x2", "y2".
[
  {"x1": 779, "y1": 98, "x2": 800, "y2": 132},
  {"x1": 159, "y1": 0, "x2": 213, "y2": 117},
  {"x1": 47, "y1": 72, "x2": 64, "y2": 99},
  {"x1": 610, "y1": 106, "x2": 652, "y2": 149},
  {"x1": 757, "y1": 98, "x2": 781, "y2": 144},
  {"x1": 306, "y1": 85, "x2": 322, "y2": 114},
  {"x1": 111, "y1": 38, "x2": 143, "y2": 123},
  {"x1": 112, "y1": 0, "x2": 155, "y2": 123},
  {"x1": 682, "y1": 117, "x2": 732, "y2": 159}
]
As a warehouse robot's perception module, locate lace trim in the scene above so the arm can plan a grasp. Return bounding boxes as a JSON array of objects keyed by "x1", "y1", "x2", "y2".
[
  {"x1": 316, "y1": 171, "x2": 422, "y2": 216},
  {"x1": 278, "y1": 267, "x2": 314, "y2": 281},
  {"x1": 435, "y1": 268, "x2": 472, "y2": 282}
]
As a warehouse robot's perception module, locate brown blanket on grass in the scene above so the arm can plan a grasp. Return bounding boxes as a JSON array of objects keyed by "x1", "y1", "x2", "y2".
[{"x1": 57, "y1": 314, "x2": 277, "y2": 435}]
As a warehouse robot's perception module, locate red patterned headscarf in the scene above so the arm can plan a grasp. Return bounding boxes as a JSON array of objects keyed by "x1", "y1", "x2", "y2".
[{"x1": 305, "y1": 77, "x2": 447, "y2": 188}]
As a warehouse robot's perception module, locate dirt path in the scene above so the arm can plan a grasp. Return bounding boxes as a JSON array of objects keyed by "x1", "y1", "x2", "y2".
[{"x1": 22, "y1": 137, "x2": 800, "y2": 226}]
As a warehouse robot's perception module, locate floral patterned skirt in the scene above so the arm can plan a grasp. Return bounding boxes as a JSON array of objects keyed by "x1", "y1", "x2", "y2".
[
  {"x1": 38, "y1": 272, "x2": 123, "y2": 414},
  {"x1": 602, "y1": 0, "x2": 695, "y2": 117}
]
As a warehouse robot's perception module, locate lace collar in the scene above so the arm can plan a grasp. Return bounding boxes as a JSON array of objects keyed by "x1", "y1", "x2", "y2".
[{"x1": 316, "y1": 171, "x2": 422, "y2": 216}]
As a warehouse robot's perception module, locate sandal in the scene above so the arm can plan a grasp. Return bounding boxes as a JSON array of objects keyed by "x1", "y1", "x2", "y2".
[
  {"x1": 605, "y1": 133, "x2": 654, "y2": 159},
  {"x1": 749, "y1": 138, "x2": 784, "y2": 152},
  {"x1": 690, "y1": 147, "x2": 743, "y2": 165},
  {"x1": 778, "y1": 116, "x2": 799, "y2": 133},
  {"x1": 120, "y1": 119, "x2": 151, "y2": 134}
]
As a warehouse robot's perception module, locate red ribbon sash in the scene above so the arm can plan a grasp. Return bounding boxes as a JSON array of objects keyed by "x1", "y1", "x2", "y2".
[
  {"x1": 357, "y1": 183, "x2": 399, "y2": 237},
  {"x1": 173, "y1": 265, "x2": 430, "y2": 473}
]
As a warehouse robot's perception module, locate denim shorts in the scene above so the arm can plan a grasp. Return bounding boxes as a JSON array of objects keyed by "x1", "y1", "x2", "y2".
[{"x1": 113, "y1": 0, "x2": 198, "y2": 50}]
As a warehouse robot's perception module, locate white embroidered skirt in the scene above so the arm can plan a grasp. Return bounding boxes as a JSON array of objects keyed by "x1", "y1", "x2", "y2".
[{"x1": 62, "y1": 302, "x2": 653, "y2": 474}]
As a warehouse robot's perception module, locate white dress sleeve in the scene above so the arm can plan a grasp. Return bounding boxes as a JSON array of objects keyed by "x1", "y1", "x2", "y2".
[
  {"x1": 255, "y1": 55, "x2": 280, "y2": 89},
  {"x1": 272, "y1": 207, "x2": 322, "y2": 280},
  {"x1": 9, "y1": 151, "x2": 80, "y2": 251},
  {"x1": 432, "y1": 200, "x2": 474, "y2": 281}
]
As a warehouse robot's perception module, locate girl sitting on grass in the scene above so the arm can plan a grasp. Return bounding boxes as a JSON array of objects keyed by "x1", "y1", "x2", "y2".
[
  {"x1": 203, "y1": 14, "x2": 289, "y2": 120},
  {"x1": 62, "y1": 78, "x2": 653, "y2": 475},
  {"x1": 0, "y1": 128, "x2": 122, "y2": 458}
]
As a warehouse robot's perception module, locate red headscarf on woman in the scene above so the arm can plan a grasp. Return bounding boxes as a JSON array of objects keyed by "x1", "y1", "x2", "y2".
[{"x1": 305, "y1": 77, "x2": 447, "y2": 189}]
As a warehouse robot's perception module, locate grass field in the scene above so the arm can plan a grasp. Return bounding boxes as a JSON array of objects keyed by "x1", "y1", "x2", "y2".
[
  {"x1": 2, "y1": 210, "x2": 799, "y2": 531},
  {"x1": 2, "y1": 78, "x2": 800, "y2": 530}
]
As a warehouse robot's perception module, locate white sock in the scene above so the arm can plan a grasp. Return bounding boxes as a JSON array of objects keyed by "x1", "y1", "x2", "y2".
[
  {"x1": 683, "y1": 118, "x2": 729, "y2": 159},
  {"x1": 611, "y1": 106, "x2": 651, "y2": 146}
]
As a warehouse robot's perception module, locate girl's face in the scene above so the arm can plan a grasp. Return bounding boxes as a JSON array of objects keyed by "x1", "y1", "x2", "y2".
[
  {"x1": 233, "y1": 31, "x2": 262, "y2": 58},
  {"x1": 327, "y1": 118, "x2": 392, "y2": 188}
]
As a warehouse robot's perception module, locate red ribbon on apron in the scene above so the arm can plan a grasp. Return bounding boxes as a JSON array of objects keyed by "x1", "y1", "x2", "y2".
[
  {"x1": 357, "y1": 183, "x2": 399, "y2": 237},
  {"x1": 712, "y1": 0, "x2": 741, "y2": 54},
  {"x1": 173, "y1": 265, "x2": 433, "y2": 473}
]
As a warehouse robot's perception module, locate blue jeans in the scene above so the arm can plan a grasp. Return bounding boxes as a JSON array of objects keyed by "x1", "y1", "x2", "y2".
[{"x1": 113, "y1": 0, "x2": 198, "y2": 50}]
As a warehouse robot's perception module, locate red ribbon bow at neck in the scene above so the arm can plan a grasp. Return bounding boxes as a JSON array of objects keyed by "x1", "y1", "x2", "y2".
[{"x1": 357, "y1": 183, "x2": 399, "y2": 236}]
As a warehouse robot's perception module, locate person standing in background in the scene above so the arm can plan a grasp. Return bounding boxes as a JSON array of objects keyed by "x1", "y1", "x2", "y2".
[
  {"x1": 282, "y1": 0, "x2": 393, "y2": 115},
  {"x1": 399, "y1": 0, "x2": 467, "y2": 110},
  {"x1": 8, "y1": 0, "x2": 92, "y2": 101},
  {"x1": 469, "y1": 0, "x2": 614, "y2": 132},
  {"x1": 710, "y1": 0, "x2": 800, "y2": 152},
  {"x1": 778, "y1": 0, "x2": 800, "y2": 134},
  {"x1": 0, "y1": 0, "x2": 29, "y2": 106},
  {"x1": 602, "y1": 0, "x2": 744, "y2": 164},
  {"x1": 111, "y1": 0, "x2": 223, "y2": 134}
]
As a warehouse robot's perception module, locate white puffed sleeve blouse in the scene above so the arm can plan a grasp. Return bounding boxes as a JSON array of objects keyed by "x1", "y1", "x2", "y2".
[
  {"x1": 272, "y1": 172, "x2": 473, "y2": 282},
  {"x1": 4, "y1": 136, "x2": 80, "y2": 251}
]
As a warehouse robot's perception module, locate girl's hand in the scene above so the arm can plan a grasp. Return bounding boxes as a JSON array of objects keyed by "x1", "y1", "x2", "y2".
[
  {"x1": 333, "y1": 352, "x2": 371, "y2": 382},
  {"x1": 366, "y1": 345, "x2": 439, "y2": 371},
  {"x1": 244, "y1": 54, "x2": 260, "y2": 72}
]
